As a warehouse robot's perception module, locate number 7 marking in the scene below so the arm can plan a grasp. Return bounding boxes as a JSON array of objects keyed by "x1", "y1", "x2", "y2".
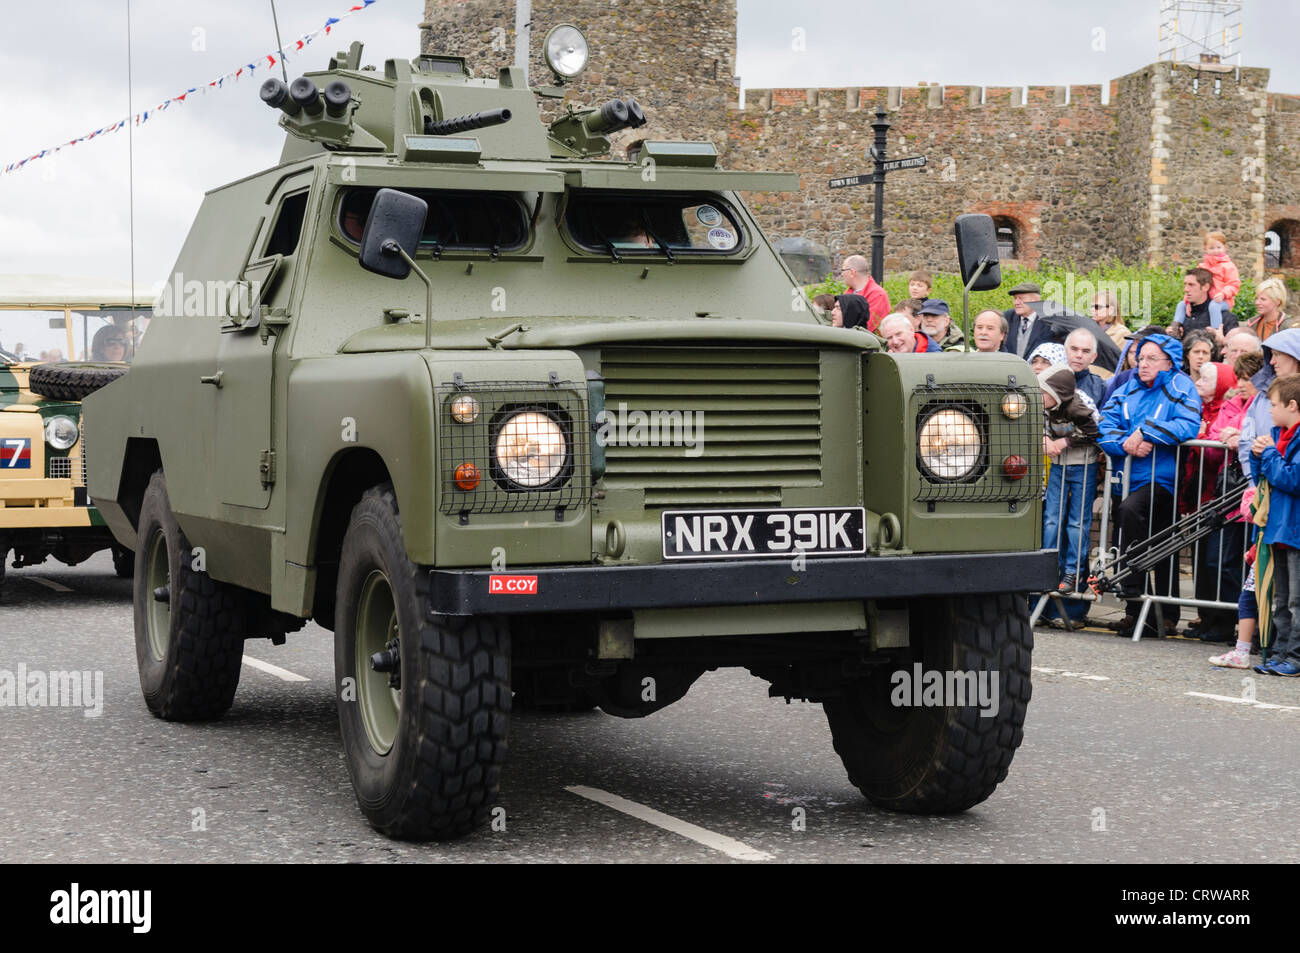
[{"x1": 4, "y1": 439, "x2": 26, "y2": 466}]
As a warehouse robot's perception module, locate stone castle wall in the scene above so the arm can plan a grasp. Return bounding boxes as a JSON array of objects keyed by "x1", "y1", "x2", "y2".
[{"x1": 424, "y1": 0, "x2": 1300, "y2": 279}]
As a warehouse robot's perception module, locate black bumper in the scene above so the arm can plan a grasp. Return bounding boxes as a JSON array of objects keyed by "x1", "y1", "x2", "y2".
[{"x1": 428, "y1": 549, "x2": 1059, "y2": 617}]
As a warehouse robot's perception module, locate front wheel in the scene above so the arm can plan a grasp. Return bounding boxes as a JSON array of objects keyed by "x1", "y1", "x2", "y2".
[
  {"x1": 824, "y1": 592, "x2": 1032, "y2": 813},
  {"x1": 335, "y1": 483, "x2": 510, "y2": 840}
]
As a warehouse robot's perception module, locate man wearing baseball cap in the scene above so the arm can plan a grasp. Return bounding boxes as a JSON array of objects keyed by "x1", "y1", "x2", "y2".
[{"x1": 918, "y1": 299, "x2": 965, "y2": 352}]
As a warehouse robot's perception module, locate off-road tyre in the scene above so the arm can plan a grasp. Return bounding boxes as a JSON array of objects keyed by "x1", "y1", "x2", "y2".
[
  {"x1": 824, "y1": 592, "x2": 1032, "y2": 813},
  {"x1": 133, "y1": 471, "x2": 247, "y2": 720},
  {"x1": 111, "y1": 544, "x2": 134, "y2": 579},
  {"x1": 28, "y1": 362, "x2": 128, "y2": 401},
  {"x1": 335, "y1": 482, "x2": 510, "y2": 840}
]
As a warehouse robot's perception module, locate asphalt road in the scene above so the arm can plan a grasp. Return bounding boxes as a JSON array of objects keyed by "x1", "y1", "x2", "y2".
[{"x1": 2, "y1": 551, "x2": 1297, "y2": 864}]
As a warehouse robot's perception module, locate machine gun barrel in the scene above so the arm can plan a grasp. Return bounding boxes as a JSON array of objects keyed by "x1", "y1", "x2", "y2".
[{"x1": 424, "y1": 108, "x2": 512, "y2": 136}]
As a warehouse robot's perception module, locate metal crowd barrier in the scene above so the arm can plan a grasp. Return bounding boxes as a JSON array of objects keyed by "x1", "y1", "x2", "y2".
[{"x1": 1029, "y1": 438, "x2": 1251, "y2": 643}]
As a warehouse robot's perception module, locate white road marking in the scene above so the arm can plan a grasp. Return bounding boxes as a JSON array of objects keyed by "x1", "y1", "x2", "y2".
[
  {"x1": 1185, "y1": 691, "x2": 1300, "y2": 712},
  {"x1": 565, "y1": 785, "x2": 774, "y2": 862},
  {"x1": 241, "y1": 655, "x2": 310, "y2": 682},
  {"x1": 25, "y1": 576, "x2": 72, "y2": 592},
  {"x1": 1033, "y1": 666, "x2": 1110, "y2": 681}
]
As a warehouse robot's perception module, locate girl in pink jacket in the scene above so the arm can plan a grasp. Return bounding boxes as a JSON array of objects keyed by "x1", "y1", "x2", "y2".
[{"x1": 1201, "y1": 231, "x2": 1241, "y2": 309}]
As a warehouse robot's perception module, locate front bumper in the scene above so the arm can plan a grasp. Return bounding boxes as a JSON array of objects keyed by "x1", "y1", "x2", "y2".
[{"x1": 428, "y1": 549, "x2": 1059, "y2": 617}]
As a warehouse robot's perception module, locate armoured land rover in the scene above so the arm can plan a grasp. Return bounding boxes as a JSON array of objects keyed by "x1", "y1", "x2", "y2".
[
  {"x1": 1, "y1": 277, "x2": 145, "y2": 595},
  {"x1": 85, "y1": 33, "x2": 1056, "y2": 840}
]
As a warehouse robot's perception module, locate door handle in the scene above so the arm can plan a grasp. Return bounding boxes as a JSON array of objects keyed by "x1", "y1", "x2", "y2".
[{"x1": 200, "y1": 371, "x2": 224, "y2": 388}]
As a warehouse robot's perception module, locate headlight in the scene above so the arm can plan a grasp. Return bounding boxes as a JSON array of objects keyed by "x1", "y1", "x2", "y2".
[
  {"x1": 918, "y1": 408, "x2": 982, "y2": 481},
  {"x1": 494, "y1": 411, "x2": 568, "y2": 488},
  {"x1": 44, "y1": 415, "x2": 79, "y2": 451}
]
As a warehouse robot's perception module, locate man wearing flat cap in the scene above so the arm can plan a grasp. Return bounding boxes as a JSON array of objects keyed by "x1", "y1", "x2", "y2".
[
  {"x1": 918, "y1": 299, "x2": 965, "y2": 351},
  {"x1": 1001, "y1": 281, "x2": 1061, "y2": 358}
]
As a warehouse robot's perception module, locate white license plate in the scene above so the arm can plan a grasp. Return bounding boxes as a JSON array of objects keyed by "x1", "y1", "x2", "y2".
[{"x1": 661, "y1": 507, "x2": 867, "y2": 561}]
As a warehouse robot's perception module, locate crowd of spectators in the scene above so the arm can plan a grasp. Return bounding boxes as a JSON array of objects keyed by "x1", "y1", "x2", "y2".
[{"x1": 816, "y1": 247, "x2": 1300, "y2": 663}]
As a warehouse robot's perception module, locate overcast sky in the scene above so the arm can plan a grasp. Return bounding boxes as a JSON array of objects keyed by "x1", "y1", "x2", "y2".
[{"x1": 2, "y1": 0, "x2": 1297, "y2": 329}]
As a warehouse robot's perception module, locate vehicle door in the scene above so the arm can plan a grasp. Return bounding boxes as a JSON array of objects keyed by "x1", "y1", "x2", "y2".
[{"x1": 214, "y1": 170, "x2": 314, "y2": 509}]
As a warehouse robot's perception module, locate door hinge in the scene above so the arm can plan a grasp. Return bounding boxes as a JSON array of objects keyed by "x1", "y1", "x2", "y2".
[{"x1": 259, "y1": 450, "x2": 276, "y2": 488}]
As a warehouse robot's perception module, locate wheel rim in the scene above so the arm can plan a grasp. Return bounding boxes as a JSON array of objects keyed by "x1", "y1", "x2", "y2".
[
  {"x1": 355, "y1": 569, "x2": 401, "y2": 755},
  {"x1": 144, "y1": 526, "x2": 171, "y2": 660}
]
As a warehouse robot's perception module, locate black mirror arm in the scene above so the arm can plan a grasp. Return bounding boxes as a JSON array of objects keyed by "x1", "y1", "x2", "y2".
[
  {"x1": 960, "y1": 258, "x2": 993, "y2": 352},
  {"x1": 389, "y1": 243, "x2": 435, "y2": 348}
]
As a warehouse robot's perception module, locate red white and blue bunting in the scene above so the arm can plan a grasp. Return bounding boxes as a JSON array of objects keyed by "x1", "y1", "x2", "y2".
[{"x1": 2, "y1": 0, "x2": 378, "y2": 177}]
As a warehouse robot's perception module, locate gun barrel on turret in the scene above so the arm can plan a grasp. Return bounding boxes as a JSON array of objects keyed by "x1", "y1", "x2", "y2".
[{"x1": 424, "y1": 108, "x2": 512, "y2": 136}]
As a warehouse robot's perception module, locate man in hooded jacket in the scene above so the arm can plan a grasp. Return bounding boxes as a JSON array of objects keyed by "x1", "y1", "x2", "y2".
[{"x1": 1098, "y1": 334, "x2": 1203, "y2": 637}]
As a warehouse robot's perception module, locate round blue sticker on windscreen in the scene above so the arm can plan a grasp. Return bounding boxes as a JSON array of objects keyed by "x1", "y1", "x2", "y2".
[{"x1": 706, "y1": 227, "x2": 737, "y2": 250}]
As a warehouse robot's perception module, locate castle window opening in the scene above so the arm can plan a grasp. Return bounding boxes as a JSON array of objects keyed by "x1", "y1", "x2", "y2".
[
  {"x1": 1265, "y1": 230, "x2": 1282, "y2": 270},
  {"x1": 993, "y1": 217, "x2": 1020, "y2": 260},
  {"x1": 1266, "y1": 220, "x2": 1300, "y2": 270}
]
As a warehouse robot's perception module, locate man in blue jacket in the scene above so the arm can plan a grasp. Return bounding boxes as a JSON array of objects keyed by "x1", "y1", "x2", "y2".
[{"x1": 1098, "y1": 334, "x2": 1203, "y2": 637}]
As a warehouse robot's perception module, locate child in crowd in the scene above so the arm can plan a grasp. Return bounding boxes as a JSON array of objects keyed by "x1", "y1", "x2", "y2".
[
  {"x1": 1210, "y1": 487, "x2": 1260, "y2": 669},
  {"x1": 1183, "y1": 361, "x2": 1243, "y2": 640},
  {"x1": 1038, "y1": 366, "x2": 1102, "y2": 592},
  {"x1": 908, "y1": 270, "x2": 932, "y2": 302},
  {"x1": 1028, "y1": 342, "x2": 1068, "y2": 374},
  {"x1": 812, "y1": 293, "x2": 837, "y2": 315},
  {"x1": 1251, "y1": 374, "x2": 1300, "y2": 676},
  {"x1": 1211, "y1": 352, "x2": 1265, "y2": 455},
  {"x1": 1201, "y1": 231, "x2": 1240, "y2": 309},
  {"x1": 897, "y1": 298, "x2": 924, "y2": 331}
]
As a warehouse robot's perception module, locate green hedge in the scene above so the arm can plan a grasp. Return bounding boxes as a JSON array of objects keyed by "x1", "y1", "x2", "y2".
[{"x1": 806, "y1": 261, "x2": 1262, "y2": 328}]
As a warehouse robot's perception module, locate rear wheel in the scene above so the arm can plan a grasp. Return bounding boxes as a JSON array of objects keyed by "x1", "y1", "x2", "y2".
[
  {"x1": 335, "y1": 483, "x2": 510, "y2": 839},
  {"x1": 824, "y1": 593, "x2": 1032, "y2": 813},
  {"x1": 133, "y1": 471, "x2": 247, "y2": 720}
]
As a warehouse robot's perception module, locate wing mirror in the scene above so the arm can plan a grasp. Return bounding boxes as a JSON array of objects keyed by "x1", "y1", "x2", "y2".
[
  {"x1": 359, "y1": 188, "x2": 429, "y2": 279},
  {"x1": 953, "y1": 213, "x2": 1002, "y2": 291}
]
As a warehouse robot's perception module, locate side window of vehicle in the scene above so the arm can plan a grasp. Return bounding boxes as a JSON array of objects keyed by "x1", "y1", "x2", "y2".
[{"x1": 265, "y1": 190, "x2": 309, "y2": 257}]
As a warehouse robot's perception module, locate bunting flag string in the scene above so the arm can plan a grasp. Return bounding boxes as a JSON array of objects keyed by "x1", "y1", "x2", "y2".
[{"x1": 2, "y1": 0, "x2": 378, "y2": 177}]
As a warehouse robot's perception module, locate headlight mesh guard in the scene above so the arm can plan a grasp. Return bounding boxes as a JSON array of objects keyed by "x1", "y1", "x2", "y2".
[
  {"x1": 436, "y1": 379, "x2": 591, "y2": 517},
  {"x1": 912, "y1": 383, "x2": 1042, "y2": 503}
]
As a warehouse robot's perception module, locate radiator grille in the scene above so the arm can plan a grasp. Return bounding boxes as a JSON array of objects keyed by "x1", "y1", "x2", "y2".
[
  {"x1": 47, "y1": 453, "x2": 86, "y2": 484},
  {"x1": 600, "y1": 347, "x2": 822, "y2": 507}
]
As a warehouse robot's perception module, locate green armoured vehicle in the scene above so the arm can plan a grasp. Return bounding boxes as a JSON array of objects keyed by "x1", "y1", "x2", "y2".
[{"x1": 85, "y1": 31, "x2": 1055, "y2": 840}]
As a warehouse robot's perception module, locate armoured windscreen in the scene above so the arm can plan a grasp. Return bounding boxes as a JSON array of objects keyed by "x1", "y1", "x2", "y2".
[
  {"x1": 564, "y1": 191, "x2": 746, "y2": 255},
  {"x1": 338, "y1": 188, "x2": 530, "y2": 252}
]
